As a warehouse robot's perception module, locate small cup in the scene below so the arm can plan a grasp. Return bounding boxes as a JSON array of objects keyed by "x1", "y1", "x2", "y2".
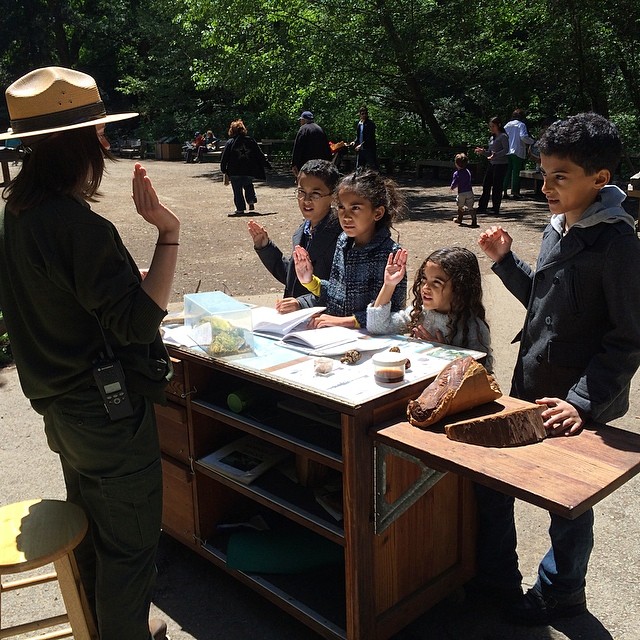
[{"x1": 372, "y1": 351, "x2": 407, "y2": 384}]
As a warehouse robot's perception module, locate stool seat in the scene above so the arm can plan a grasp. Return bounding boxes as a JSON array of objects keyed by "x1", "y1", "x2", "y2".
[
  {"x1": 0, "y1": 499, "x2": 87, "y2": 574},
  {"x1": 0, "y1": 499, "x2": 97, "y2": 640}
]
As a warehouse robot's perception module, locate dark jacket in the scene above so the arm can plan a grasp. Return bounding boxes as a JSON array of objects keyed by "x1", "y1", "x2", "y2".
[
  {"x1": 493, "y1": 185, "x2": 640, "y2": 424},
  {"x1": 255, "y1": 213, "x2": 341, "y2": 308},
  {"x1": 291, "y1": 123, "x2": 332, "y2": 172},
  {"x1": 354, "y1": 118, "x2": 377, "y2": 154},
  {"x1": 0, "y1": 196, "x2": 170, "y2": 410},
  {"x1": 221, "y1": 135, "x2": 271, "y2": 179}
]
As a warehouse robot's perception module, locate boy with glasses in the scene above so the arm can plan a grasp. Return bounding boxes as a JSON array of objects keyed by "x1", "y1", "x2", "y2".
[{"x1": 247, "y1": 159, "x2": 341, "y2": 312}]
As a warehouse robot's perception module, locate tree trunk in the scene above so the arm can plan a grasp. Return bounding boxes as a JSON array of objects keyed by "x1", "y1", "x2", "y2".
[{"x1": 374, "y1": 0, "x2": 449, "y2": 146}]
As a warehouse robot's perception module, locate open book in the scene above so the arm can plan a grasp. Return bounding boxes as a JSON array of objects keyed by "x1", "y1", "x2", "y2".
[
  {"x1": 251, "y1": 306, "x2": 326, "y2": 339},
  {"x1": 279, "y1": 326, "x2": 361, "y2": 351}
]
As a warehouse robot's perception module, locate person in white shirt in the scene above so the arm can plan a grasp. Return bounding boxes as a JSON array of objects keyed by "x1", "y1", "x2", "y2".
[{"x1": 503, "y1": 108, "x2": 534, "y2": 199}]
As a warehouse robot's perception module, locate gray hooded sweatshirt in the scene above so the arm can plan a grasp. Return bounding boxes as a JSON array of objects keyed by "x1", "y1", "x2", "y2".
[{"x1": 493, "y1": 185, "x2": 640, "y2": 424}]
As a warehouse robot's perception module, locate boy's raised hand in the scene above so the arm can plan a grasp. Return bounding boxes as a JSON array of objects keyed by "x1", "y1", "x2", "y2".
[
  {"x1": 247, "y1": 219, "x2": 269, "y2": 249},
  {"x1": 478, "y1": 225, "x2": 512, "y2": 263},
  {"x1": 293, "y1": 245, "x2": 314, "y2": 284},
  {"x1": 384, "y1": 249, "x2": 407, "y2": 287}
]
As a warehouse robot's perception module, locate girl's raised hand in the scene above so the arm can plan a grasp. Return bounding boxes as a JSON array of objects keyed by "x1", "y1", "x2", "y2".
[
  {"x1": 293, "y1": 245, "x2": 314, "y2": 284},
  {"x1": 478, "y1": 225, "x2": 512, "y2": 263},
  {"x1": 384, "y1": 249, "x2": 407, "y2": 287}
]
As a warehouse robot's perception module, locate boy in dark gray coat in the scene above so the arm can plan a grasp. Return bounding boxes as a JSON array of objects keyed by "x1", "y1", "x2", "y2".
[{"x1": 477, "y1": 112, "x2": 640, "y2": 626}]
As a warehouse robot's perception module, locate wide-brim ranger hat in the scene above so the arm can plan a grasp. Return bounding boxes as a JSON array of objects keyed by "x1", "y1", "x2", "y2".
[{"x1": 2, "y1": 66, "x2": 138, "y2": 140}]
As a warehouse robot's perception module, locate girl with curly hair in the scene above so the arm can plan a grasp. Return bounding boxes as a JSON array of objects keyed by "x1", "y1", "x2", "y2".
[{"x1": 367, "y1": 246, "x2": 493, "y2": 371}]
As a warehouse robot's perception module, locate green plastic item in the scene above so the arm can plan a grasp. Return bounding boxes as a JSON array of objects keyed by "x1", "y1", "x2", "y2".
[{"x1": 226, "y1": 528, "x2": 343, "y2": 574}]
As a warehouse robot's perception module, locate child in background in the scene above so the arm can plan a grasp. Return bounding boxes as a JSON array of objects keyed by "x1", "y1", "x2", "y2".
[
  {"x1": 477, "y1": 112, "x2": 640, "y2": 625},
  {"x1": 247, "y1": 159, "x2": 341, "y2": 312},
  {"x1": 293, "y1": 170, "x2": 406, "y2": 328},
  {"x1": 367, "y1": 246, "x2": 493, "y2": 371},
  {"x1": 450, "y1": 153, "x2": 476, "y2": 227}
]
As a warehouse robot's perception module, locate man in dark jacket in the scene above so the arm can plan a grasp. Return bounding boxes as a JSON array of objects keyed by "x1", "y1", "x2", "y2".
[
  {"x1": 351, "y1": 106, "x2": 379, "y2": 172},
  {"x1": 291, "y1": 111, "x2": 332, "y2": 177}
]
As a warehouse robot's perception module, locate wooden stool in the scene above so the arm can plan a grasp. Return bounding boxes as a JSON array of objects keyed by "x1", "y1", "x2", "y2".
[{"x1": 0, "y1": 499, "x2": 98, "y2": 640}]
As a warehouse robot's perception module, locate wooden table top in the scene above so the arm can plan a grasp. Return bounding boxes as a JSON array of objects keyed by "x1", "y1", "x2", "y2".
[{"x1": 375, "y1": 397, "x2": 640, "y2": 519}]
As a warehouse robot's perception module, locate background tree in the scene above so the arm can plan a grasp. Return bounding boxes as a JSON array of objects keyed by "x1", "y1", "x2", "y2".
[{"x1": 1, "y1": 0, "x2": 639, "y2": 163}]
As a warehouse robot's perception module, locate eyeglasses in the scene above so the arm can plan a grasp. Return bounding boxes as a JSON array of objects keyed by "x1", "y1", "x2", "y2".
[{"x1": 295, "y1": 188, "x2": 332, "y2": 202}]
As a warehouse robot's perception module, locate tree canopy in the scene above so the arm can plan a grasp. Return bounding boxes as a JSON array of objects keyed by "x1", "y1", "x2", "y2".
[{"x1": 2, "y1": 0, "x2": 639, "y2": 160}]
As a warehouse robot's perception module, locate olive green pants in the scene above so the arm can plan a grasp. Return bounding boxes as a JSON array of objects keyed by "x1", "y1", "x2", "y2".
[{"x1": 43, "y1": 387, "x2": 162, "y2": 640}]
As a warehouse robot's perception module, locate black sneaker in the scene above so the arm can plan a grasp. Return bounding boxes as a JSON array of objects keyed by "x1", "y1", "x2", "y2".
[
  {"x1": 507, "y1": 587, "x2": 586, "y2": 626},
  {"x1": 464, "y1": 577, "x2": 523, "y2": 607}
]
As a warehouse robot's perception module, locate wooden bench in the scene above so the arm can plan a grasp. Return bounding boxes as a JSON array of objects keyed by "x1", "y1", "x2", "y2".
[
  {"x1": 198, "y1": 150, "x2": 223, "y2": 163},
  {"x1": 519, "y1": 169, "x2": 543, "y2": 193},
  {"x1": 0, "y1": 147, "x2": 20, "y2": 186},
  {"x1": 416, "y1": 158, "x2": 481, "y2": 181},
  {"x1": 416, "y1": 158, "x2": 453, "y2": 178},
  {"x1": 118, "y1": 139, "x2": 144, "y2": 159}
]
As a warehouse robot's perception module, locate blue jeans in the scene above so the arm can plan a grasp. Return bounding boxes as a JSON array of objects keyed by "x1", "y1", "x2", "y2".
[
  {"x1": 230, "y1": 175, "x2": 257, "y2": 212},
  {"x1": 356, "y1": 148, "x2": 379, "y2": 173},
  {"x1": 474, "y1": 484, "x2": 594, "y2": 600}
]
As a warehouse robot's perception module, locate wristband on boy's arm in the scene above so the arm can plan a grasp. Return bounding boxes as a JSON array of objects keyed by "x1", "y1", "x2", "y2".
[{"x1": 301, "y1": 275, "x2": 322, "y2": 297}]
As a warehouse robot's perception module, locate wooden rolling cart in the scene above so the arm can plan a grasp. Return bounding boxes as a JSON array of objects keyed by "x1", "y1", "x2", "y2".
[
  {"x1": 155, "y1": 341, "x2": 478, "y2": 640},
  {"x1": 155, "y1": 339, "x2": 640, "y2": 639}
]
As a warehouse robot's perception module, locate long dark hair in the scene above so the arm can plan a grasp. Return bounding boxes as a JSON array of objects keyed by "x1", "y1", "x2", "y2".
[
  {"x1": 409, "y1": 247, "x2": 489, "y2": 349},
  {"x1": 489, "y1": 116, "x2": 505, "y2": 135},
  {"x1": 2, "y1": 126, "x2": 111, "y2": 214}
]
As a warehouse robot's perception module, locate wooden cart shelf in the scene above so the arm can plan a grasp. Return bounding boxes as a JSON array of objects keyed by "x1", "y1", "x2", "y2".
[{"x1": 374, "y1": 396, "x2": 640, "y2": 519}]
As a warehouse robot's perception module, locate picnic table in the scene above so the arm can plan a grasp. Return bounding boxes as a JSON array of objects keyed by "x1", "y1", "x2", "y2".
[{"x1": 519, "y1": 168, "x2": 543, "y2": 193}]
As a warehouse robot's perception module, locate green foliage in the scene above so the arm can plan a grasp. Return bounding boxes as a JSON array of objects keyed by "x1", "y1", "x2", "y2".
[{"x1": 1, "y1": 0, "x2": 640, "y2": 158}]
